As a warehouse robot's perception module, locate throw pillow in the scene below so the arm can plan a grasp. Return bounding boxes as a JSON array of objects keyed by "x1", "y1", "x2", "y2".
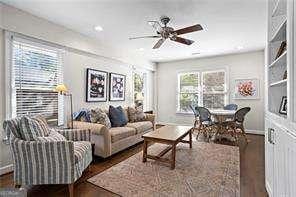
[
  {"x1": 90, "y1": 108, "x2": 111, "y2": 128},
  {"x1": 20, "y1": 116, "x2": 50, "y2": 141},
  {"x1": 128, "y1": 106, "x2": 146, "y2": 122},
  {"x1": 109, "y1": 106, "x2": 128, "y2": 127}
]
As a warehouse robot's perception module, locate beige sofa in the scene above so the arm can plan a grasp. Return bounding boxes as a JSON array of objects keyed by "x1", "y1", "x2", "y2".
[{"x1": 73, "y1": 111, "x2": 155, "y2": 158}]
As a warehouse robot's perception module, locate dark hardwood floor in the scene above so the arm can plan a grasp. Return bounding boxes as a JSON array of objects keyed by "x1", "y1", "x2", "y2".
[{"x1": 0, "y1": 133, "x2": 267, "y2": 197}]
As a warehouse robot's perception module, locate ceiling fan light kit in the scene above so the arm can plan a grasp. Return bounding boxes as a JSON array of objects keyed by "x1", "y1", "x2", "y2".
[{"x1": 129, "y1": 16, "x2": 203, "y2": 49}]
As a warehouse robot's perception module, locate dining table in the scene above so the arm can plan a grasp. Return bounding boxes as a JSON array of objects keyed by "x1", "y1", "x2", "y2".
[{"x1": 209, "y1": 109, "x2": 237, "y2": 140}]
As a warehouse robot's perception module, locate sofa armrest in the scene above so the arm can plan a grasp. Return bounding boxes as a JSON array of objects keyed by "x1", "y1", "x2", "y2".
[
  {"x1": 144, "y1": 114, "x2": 156, "y2": 129},
  {"x1": 73, "y1": 121, "x2": 108, "y2": 136},
  {"x1": 72, "y1": 121, "x2": 111, "y2": 157}
]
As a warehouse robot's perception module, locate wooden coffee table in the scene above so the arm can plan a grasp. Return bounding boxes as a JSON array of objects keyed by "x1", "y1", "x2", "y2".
[{"x1": 142, "y1": 125, "x2": 192, "y2": 170}]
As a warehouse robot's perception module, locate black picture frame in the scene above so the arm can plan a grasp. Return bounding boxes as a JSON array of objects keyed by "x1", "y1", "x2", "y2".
[
  {"x1": 86, "y1": 68, "x2": 108, "y2": 102},
  {"x1": 109, "y1": 72, "x2": 126, "y2": 101},
  {"x1": 279, "y1": 96, "x2": 287, "y2": 115}
]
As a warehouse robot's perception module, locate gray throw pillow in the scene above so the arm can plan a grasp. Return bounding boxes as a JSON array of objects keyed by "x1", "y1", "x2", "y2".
[
  {"x1": 128, "y1": 106, "x2": 146, "y2": 122},
  {"x1": 90, "y1": 108, "x2": 112, "y2": 128}
]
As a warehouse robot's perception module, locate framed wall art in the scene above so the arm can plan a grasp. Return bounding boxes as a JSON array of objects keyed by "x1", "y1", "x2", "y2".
[
  {"x1": 109, "y1": 73, "x2": 126, "y2": 101},
  {"x1": 234, "y1": 78, "x2": 260, "y2": 99},
  {"x1": 86, "y1": 68, "x2": 108, "y2": 102},
  {"x1": 279, "y1": 96, "x2": 287, "y2": 115}
]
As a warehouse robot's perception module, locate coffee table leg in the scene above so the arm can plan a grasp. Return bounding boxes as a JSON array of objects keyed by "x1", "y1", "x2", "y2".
[
  {"x1": 189, "y1": 129, "x2": 193, "y2": 149},
  {"x1": 171, "y1": 144, "x2": 176, "y2": 170},
  {"x1": 143, "y1": 139, "x2": 147, "y2": 162}
]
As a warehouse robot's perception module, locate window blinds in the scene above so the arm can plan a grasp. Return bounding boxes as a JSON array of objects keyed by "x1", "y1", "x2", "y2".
[{"x1": 11, "y1": 37, "x2": 63, "y2": 123}]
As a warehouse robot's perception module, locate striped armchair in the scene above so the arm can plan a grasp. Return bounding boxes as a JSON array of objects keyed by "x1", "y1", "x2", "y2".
[{"x1": 3, "y1": 117, "x2": 92, "y2": 197}]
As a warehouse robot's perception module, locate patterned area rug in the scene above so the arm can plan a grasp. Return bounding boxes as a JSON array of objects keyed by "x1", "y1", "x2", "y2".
[{"x1": 88, "y1": 142, "x2": 240, "y2": 197}]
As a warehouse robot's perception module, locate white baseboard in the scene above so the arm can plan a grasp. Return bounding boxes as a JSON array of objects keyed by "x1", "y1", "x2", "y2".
[
  {"x1": 0, "y1": 164, "x2": 13, "y2": 175},
  {"x1": 157, "y1": 122, "x2": 264, "y2": 135},
  {"x1": 245, "y1": 129, "x2": 264, "y2": 135}
]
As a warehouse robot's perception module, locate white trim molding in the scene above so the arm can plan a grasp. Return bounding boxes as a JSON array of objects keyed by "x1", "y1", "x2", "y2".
[
  {"x1": 0, "y1": 164, "x2": 13, "y2": 175},
  {"x1": 157, "y1": 122, "x2": 264, "y2": 135}
]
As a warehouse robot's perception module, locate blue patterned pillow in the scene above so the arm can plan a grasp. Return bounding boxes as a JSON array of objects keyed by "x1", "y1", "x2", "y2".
[{"x1": 109, "y1": 106, "x2": 128, "y2": 127}]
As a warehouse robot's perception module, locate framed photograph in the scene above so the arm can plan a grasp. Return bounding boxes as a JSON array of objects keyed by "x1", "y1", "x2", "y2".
[
  {"x1": 234, "y1": 78, "x2": 260, "y2": 99},
  {"x1": 279, "y1": 96, "x2": 287, "y2": 115},
  {"x1": 275, "y1": 41, "x2": 287, "y2": 59},
  {"x1": 86, "y1": 68, "x2": 108, "y2": 102},
  {"x1": 109, "y1": 73, "x2": 126, "y2": 101}
]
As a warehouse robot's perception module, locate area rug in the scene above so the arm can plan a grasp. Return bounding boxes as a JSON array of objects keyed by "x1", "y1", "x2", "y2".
[{"x1": 88, "y1": 142, "x2": 240, "y2": 197}]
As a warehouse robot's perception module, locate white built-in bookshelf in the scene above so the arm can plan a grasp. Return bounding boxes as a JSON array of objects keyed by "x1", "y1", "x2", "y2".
[{"x1": 267, "y1": 0, "x2": 288, "y2": 118}]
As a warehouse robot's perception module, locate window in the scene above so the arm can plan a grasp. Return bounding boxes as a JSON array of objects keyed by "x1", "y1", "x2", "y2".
[
  {"x1": 10, "y1": 36, "x2": 63, "y2": 125},
  {"x1": 177, "y1": 70, "x2": 227, "y2": 113},
  {"x1": 178, "y1": 73, "x2": 199, "y2": 112},
  {"x1": 202, "y1": 71, "x2": 226, "y2": 109},
  {"x1": 133, "y1": 72, "x2": 146, "y2": 109}
]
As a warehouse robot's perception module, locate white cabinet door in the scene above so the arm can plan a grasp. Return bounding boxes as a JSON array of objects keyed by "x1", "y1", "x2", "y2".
[
  {"x1": 284, "y1": 130, "x2": 296, "y2": 197},
  {"x1": 265, "y1": 119, "x2": 274, "y2": 196},
  {"x1": 273, "y1": 125, "x2": 287, "y2": 197}
]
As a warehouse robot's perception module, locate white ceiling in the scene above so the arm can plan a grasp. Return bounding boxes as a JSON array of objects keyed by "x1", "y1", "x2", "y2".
[{"x1": 2, "y1": 0, "x2": 267, "y2": 63}]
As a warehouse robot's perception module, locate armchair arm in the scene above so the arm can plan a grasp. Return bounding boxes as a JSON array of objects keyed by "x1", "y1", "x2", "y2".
[
  {"x1": 55, "y1": 128, "x2": 91, "y2": 141},
  {"x1": 10, "y1": 137, "x2": 75, "y2": 185}
]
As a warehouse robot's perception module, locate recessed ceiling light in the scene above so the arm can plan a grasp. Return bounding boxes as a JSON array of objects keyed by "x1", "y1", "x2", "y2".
[
  {"x1": 236, "y1": 46, "x2": 244, "y2": 50},
  {"x1": 138, "y1": 48, "x2": 145, "y2": 51},
  {"x1": 94, "y1": 25, "x2": 103, "y2": 32}
]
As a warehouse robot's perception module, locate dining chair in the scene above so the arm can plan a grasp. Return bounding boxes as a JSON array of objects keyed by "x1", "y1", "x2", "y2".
[
  {"x1": 196, "y1": 107, "x2": 218, "y2": 141},
  {"x1": 190, "y1": 105, "x2": 200, "y2": 132},
  {"x1": 224, "y1": 104, "x2": 238, "y2": 110},
  {"x1": 221, "y1": 107, "x2": 251, "y2": 144}
]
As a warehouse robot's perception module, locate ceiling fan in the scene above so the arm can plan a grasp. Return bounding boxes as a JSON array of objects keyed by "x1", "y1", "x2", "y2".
[{"x1": 129, "y1": 16, "x2": 203, "y2": 49}]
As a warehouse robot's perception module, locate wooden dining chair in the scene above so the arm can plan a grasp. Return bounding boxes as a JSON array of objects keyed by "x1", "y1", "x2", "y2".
[
  {"x1": 190, "y1": 105, "x2": 200, "y2": 133},
  {"x1": 195, "y1": 107, "x2": 218, "y2": 141},
  {"x1": 221, "y1": 107, "x2": 251, "y2": 144}
]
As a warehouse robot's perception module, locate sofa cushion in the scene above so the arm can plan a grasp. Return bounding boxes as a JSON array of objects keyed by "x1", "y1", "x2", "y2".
[
  {"x1": 74, "y1": 141, "x2": 92, "y2": 163},
  {"x1": 128, "y1": 106, "x2": 146, "y2": 122},
  {"x1": 109, "y1": 127, "x2": 136, "y2": 143},
  {"x1": 109, "y1": 106, "x2": 128, "y2": 127},
  {"x1": 126, "y1": 121, "x2": 153, "y2": 134},
  {"x1": 19, "y1": 116, "x2": 50, "y2": 141},
  {"x1": 90, "y1": 108, "x2": 111, "y2": 128}
]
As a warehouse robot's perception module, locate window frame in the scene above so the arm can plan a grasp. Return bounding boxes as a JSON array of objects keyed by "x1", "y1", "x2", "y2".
[
  {"x1": 176, "y1": 68, "x2": 229, "y2": 114},
  {"x1": 177, "y1": 72, "x2": 200, "y2": 113},
  {"x1": 5, "y1": 31, "x2": 65, "y2": 125},
  {"x1": 132, "y1": 69, "x2": 148, "y2": 111}
]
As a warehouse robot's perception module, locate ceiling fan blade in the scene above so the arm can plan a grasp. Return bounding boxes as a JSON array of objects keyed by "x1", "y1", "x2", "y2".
[
  {"x1": 174, "y1": 24, "x2": 203, "y2": 35},
  {"x1": 129, "y1": 35, "x2": 161, "y2": 40},
  {"x1": 153, "y1": 38, "x2": 165, "y2": 49},
  {"x1": 171, "y1": 36, "x2": 194, "y2": 45}
]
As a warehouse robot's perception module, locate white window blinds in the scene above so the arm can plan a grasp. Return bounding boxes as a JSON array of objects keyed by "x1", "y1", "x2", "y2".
[{"x1": 11, "y1": 37, "x2": 64, "y2": 124}]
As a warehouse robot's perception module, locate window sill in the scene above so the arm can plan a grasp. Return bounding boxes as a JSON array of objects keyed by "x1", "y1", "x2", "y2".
[{"x1": 176, "y1": 111, "x2": 194, "y2": 115}]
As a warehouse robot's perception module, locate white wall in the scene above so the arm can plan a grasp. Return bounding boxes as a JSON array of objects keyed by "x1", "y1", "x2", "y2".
[
  {"x1": 0, "y1": 4, "x2": 155, "y2": 171},
  {"x1": 156, "y1": 51, "x2": 265, "y2": 132}
]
